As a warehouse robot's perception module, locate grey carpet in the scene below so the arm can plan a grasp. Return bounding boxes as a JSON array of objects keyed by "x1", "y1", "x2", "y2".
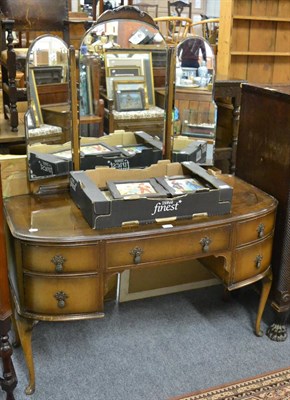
[{"x1": 10, "y1": 284, "x2": 290, "y2": 400}]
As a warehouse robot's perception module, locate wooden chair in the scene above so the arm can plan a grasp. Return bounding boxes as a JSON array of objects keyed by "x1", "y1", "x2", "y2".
[
  {"x1": 0, "y1": 0, "x2": 70, "y2": 132},
  {"x1": 192, "y1": 18, "x2": 219, "y2": 44},
  {"x1": 168, "y1": 0, "x2": 192, "y2": 18},
  {"x1": 154, "y1": 16, "x2": 192, "y2": 45},
  {"x1": 133, "y1": 3, "x2": 159, "y2": 18}
]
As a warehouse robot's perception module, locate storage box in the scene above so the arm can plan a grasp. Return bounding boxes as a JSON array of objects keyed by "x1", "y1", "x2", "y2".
[
  {"x1": 80, "y1": 130, "x2": 162, "y2": 169},
  {"x1": 172, "y1": 136, "x2": 207, "y2": 164},
  {"x1": 29, "y1": 151, "x2": 71, "y2": 178},
  {"x1": 69, "y1": 160, "x2": 233, "y2": 230}
]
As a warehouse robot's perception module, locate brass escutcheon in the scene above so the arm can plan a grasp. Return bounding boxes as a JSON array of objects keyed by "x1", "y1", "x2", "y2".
[
  {"x1": 200, "y1": 236, "x2": 212, "y2": 253},
  {"x1": 255, "y1": 254, "x2": 263, "y2": 269},
  {"x1": 54, "y1": 291, "x2": 68, "y2": 308},
  {"x1": 51, "y1": 254, "x2": 66, "y2": 273},
  {"x1": 130, "y1": 247, "x2": 144, "y2": 264}
]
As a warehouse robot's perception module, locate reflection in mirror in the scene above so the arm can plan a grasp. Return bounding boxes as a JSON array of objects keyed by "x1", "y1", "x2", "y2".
[
  {"x1": 173, "y1": 35, "x2": 217, "y2": 166},
  {"x1": 25, "y1": 35, "x2": 71, "y2": 181},
  {"x1": 78, "y1": 5, "x2": 168, "y2": 154}
]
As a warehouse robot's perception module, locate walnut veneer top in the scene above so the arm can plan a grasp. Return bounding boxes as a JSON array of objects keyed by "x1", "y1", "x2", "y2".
[{"x1": 4, "y1": 175, "x2": 277, "y2": 244}]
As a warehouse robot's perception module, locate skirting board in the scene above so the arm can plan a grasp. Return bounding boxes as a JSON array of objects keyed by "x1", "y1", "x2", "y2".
[{"x1": 118, "y1": 268, "x2": 220, "y2": 303}]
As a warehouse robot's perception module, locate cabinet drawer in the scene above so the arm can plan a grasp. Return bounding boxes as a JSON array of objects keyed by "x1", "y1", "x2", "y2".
[
  {"x1": 22, "y1": 244, "x2": 99, "y2": 273},
  {"x1": 236, "y1": 212, "x2": 275, "y2": 246},
  {"x1": 23, "y1": 274, "x2": 103, "y2": 314},
  {"x1": 106, "y1": 225, "x2": 231, "y2": 269},
  {"x1": 233, "y1": 235, "x2": 273, "y2": 283}
]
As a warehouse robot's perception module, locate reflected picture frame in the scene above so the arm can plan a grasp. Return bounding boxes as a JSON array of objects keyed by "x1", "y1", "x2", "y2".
[
  {"x1": 107, "y1": 178, "x2": 168, "y2": 199},
  {"x1": 108, "y1": 66, "x2": 141, "y2": 77},
  {"x1": 28, "y1": 68, "x2": 43, "y2": 127},
  {"x1": 104, "y1": 50, "x2": 155, "y2": 105},
  {"x1": 25, "y1": 107, "x2": 37, "y2": 130},
  {"x1": 113, "y1": 78, "x2": 148, "y2": 108},
  {"x1": 115, "y1": 88, "x2": 145, "y2": 112}
]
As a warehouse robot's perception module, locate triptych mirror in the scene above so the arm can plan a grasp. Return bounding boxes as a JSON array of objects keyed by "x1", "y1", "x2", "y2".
[{"x1": 24, "y1": 6, "x2": 216, "y2": 182}]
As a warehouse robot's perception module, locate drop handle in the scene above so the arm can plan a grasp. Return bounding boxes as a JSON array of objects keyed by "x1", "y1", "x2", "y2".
[
  {"x1": 200, "y1": 236, "x2": 212, "y2": 253},
  {"x1": 255, "y1": 254, "x2": 263, "y2": 269},
  {"x1": 54, "y1": 291, "x2": 68, "y2": 308},
  {"x1": 51, "y1": 255, "x2": 66, "y2": 273},
  {"x1": 130, "y1": 247, "x2": 144, "y2": 264},
  {"x1": 257, "y1": 223, "x2": 265, "y2": 238}
]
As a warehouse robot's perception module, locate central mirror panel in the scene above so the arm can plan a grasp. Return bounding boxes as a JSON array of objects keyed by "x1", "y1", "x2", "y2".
[
  {"x1": 78, "y1": 6, "x2": 169, "y2": 164},
  {"x1": 25, "y1": 35, "x2": 71, "y2": 181}
]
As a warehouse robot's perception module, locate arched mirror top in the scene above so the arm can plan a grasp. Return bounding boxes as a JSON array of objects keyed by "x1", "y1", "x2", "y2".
[
  {"x1": 25, "y1": 34, "x2": 72, "y2": 181},
  {"x1": 80, "y1": 5, "x2": 166, "y2": 52},
  {"x1": 176, "y1": 35, "x2": 215, "y2": 92}
]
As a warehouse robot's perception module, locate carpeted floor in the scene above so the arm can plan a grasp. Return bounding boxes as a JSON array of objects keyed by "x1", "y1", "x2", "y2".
[{"x1": 171, "y1": 367, "x2": 290, "y2": 400}]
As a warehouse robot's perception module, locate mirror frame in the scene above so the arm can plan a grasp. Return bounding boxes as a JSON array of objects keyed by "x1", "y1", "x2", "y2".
[{"x1": 25, "y1": 34, "x2": 72, "y2": 181}]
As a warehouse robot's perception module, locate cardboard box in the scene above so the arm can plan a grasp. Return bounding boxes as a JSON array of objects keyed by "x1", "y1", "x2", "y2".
[
  {"x1": 69, "y1": 160, "x2": 233, "y2": 230},
  {"x1": 29, "y1": 152, "x2": 71, "y2": 179},
  {"x1": 80, "y1": 130, "x2": 162, "y2": 169},
  {"x1": 172, "y1": 136, "x2": 214, "y2": 165}
]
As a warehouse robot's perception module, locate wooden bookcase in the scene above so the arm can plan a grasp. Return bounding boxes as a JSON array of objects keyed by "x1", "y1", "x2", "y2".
[{"x1": 217, "y1": 0, "x2": 290, "y2": 84}]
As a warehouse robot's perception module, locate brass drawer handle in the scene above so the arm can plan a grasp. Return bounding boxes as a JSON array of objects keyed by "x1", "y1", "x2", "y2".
[
  {"x1": 51, "y1": 255, "x2": 66, "y2": 273},
  {"x1": 130, "y1": 247, "x2": 143, "y2": 264},
  {"x1": 257, "y1": 223, "x2": 265, "y2": 238},
  {"x1": 200, "y1": 236, "x2": 212, "y2": 253},
  {"x1": 255, "y1": 254, "x2": 263, "y2": 269},
  {"x1": 54, "y1": 291, "x2": 68, "y2": 308}
]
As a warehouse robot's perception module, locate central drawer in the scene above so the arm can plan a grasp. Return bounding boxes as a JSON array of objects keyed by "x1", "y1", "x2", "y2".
[
  {"x1": 106, "y1": 225, "x2": 232, "y2": 269},
  {"x1": 23, "y1": 273, "x2": 103, "y2": 314},
  {"x1": 22, "y1": 244, "x2": 99, "y2": 273}
]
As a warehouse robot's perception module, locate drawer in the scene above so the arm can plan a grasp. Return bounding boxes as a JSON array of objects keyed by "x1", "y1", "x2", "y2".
[
  {"x1": 23, "y1": 273, "x2": 103, "y2": 314},
  {"x1": 22, "y1": 244, "x2": 99, "y2": 273},
  {"x1": 232, "y1": 235, "x2": 273, "y2": 283},
  {"x1": 106, "y1": 225, "x2": 231, "y2": 269},
  {"x1": 236, "y1": 212, "x2": 275, "y2": 246}
]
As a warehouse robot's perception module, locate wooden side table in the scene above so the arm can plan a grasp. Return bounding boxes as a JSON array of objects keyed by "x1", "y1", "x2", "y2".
[{"x1": 0, "y1": 171, "x2": 17, "y2": 399}]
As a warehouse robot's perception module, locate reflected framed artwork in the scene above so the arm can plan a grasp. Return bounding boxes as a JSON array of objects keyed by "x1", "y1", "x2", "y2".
[{"x1": 115, "y1": 89, "x2": 145, "y2": 112}]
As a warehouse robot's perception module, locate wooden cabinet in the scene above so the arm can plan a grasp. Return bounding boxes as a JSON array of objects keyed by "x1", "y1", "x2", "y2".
[
  {"x1": 236, "y1": 83, "x2": 290, "y2": 341},
  {"x1": 217, "y1": 0, "x2": 290, "y2": 84}
]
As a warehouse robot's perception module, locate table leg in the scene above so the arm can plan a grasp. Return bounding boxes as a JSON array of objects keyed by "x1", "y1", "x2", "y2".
[
  {"x1": 255, "y1": 269, "x2": 273, "y2": 337},
  {"x1": 13, "y1": 314, "x2": 35, "y2": 395}
]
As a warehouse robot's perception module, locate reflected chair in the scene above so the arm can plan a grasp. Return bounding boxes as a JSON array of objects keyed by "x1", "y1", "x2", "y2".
[
  {"x1": 168, "y1": 0, "x2": 192, "y2": 18},
  {"x1": 154, "y1": 16, "x2": 192, "y2": 45},
  {"x1": 192, "y1": 18, "x2": 219, "y2": 44},
  {"x1": 0, "y1": 0, "x2": 70, "y2": 131},
  {"x1": 133, "y1": 3, "x2": 159, "y2": 18}
]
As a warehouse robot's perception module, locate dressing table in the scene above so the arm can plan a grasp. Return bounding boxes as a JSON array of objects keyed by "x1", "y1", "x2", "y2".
[{"x1": 4, "y1": 174, "x2": 277, "y2": 395}]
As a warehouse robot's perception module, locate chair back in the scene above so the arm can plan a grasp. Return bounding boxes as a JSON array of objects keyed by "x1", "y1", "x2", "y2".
[
  {"x1": 168, "y1": 1, "x2": 192, "y2": 18},
  {"x1": 154, "y1": 16, "x2": 192, "y2": 45},
  {"x1": 134, "y1": 3, "x2": 159, "y2": 18},
  {"x1": 191, "y1": 18, "x2": 219, "y2": 44}
]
